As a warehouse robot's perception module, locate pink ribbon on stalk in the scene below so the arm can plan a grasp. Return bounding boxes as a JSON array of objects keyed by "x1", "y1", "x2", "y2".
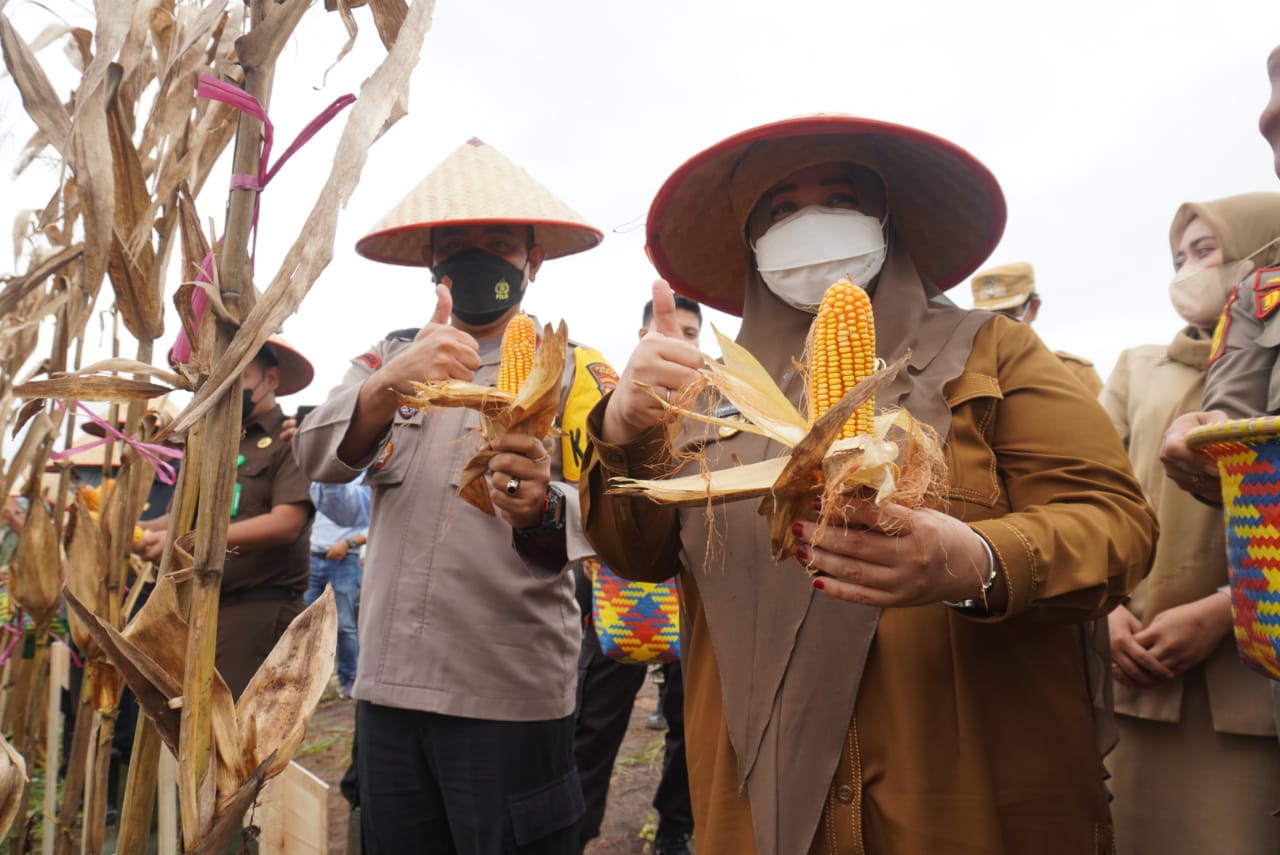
[
  {"x1": 167, "y1": 77, "x2": 356, "y2": 368},
  {"x1": 194, "y1": 74, "x2": 356, "y2": 258},
  {"x1": 49, "y1": 401, "x2": 184, "y2": 485}
]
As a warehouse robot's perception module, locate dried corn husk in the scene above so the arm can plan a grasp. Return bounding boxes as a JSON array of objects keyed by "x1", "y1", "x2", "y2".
[
  {"x1": 609, "y1": 319, "x2": 943, "y2": 560},
  {"x1": 399, "y1": 320, "x2": 568, "y2": 514},
  {"x1": 0, "y1": 731, "x2": 29, "y2": 839},
  {"x1": 12, "y1": 492, "x2": 63, "y2": 629}
]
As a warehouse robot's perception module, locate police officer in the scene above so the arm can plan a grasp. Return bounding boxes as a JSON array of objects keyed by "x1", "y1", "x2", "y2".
[{"x1": 294, "y1": 138, "x2": 615, "y2": 855}]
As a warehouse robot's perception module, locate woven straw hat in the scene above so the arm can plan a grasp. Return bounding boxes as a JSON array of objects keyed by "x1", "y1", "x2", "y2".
[
  {"x1": 356, "y1": 137, "x2": 603, "y2": 266},
  {"x1": 262, "y1": 337, "x2": 314, "y2": 397},
  {"x1": 646, "y1": 115, "x2": 1006, "y2": 316},
  {"x1": 970, "y1": 261, "x2": 1035, "y2": 311}
]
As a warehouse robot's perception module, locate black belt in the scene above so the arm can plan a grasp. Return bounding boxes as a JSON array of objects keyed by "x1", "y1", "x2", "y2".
[{"x1": 219, "y1": 586, "x2": 303, "y2": 606}]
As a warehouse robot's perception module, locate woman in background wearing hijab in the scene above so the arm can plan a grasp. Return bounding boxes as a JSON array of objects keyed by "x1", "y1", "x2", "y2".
[
  {"x1": 1101, "y1": 194, "x2": 1280, "y2": 854},
  {"x1": 580, "y1": 117, "x2": 1157, "y2": 855}
]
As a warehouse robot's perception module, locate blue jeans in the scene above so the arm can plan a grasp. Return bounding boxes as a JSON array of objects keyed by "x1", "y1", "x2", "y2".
[{"x1": 307, "y1": 552, "x2": 362, "y2": 687}]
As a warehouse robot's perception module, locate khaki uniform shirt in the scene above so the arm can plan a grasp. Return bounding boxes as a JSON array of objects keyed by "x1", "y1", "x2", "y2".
[
  {"x1": 582, "y1": 317, "x2": 1156, "y2": 855},
  {"x1": 1101, "y1": 333, "x2": 1274, "y2": 736},
  {"x1": 293, "y1": 332, "x2": 608, "y2": 721}
]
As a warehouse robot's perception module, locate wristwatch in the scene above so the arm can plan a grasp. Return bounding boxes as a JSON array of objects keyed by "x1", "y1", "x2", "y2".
[
  {"x1": 346, "y1": 538, "x2": 360, "y2": 550},
  {"x1": 514, "y1": 485, "x2": 566, "y2": 539}
]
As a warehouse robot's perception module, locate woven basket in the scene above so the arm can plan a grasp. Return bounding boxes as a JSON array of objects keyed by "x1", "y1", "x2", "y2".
[
  {"x1": 1187, "y1": 416, "x2": 1280, "y2": 680},
  {"x1": 589, "y1": 559, "x2": 680, "y2": 665}
]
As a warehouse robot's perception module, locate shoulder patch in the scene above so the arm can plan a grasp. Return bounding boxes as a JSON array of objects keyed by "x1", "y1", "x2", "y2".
[
  {"x1": 354, "y1": 351, "x2": 381, "y2": 371},
  {"x1": 1208, "y1": 284, "x2": 1237, "y2": 366},
  {"x1": 1254, "y1": 267, "x2": 1280, "y2": 321},
  {"x1": 585, "y1": 360, "x2": 619, "y2": 395}
]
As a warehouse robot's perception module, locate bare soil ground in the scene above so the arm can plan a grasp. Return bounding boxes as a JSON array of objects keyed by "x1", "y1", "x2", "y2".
[{"x1": 296, "y1": 680, "x2": 668, "y2": 854}]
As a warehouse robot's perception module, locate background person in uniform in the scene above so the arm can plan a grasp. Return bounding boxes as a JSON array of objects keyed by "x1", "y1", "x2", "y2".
[
  {"x1": 1100, "y1": 192, "x2": 1280, "y2": 854},
  {"x1": 294, "y1": 138, "x2": 615, "y2": 855},
  {"x1": 970, "y1": 260, "x2": 1104, "y2": 395},
  {"x1": 1160, "y1": 42, "x2": 1280, "y2": 745},
  {"x1": 138, "y1": 337, "x2": 316, "y2": 698},
  {"x1": 306, "y1": 477, "x2": 370, "y2": 700},
  {"x1": 574, "y1": 295, "x2": 699, "y2": 855}
]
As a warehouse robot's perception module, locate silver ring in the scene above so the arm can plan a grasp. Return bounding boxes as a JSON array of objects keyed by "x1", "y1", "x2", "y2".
[{"x1": 505, "y1": 477, "x2": 521, "y2": 496}]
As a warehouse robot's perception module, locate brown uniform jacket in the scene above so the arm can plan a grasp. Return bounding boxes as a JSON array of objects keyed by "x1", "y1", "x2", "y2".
[
  {"x1": 216, "y1": 404, "x2": 314, "y2": 697},
  {"x1": 293, "y1": 331, "x2": 609, "y2": 720},
  {"x1": 582, "y1": 316, "x2": 1156, "y2": 855},
  {"x1": 1056, "y1": 350, "x2": 1104, "y2": 397},
  {"x1": 1101, "y1": 331, "x2": 1275, "y2": 736}
]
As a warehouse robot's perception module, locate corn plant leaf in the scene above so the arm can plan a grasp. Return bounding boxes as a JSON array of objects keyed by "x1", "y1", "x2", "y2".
[
  {"x1": 368, "y1": 0, "x2": 409, "y2": 50},
  {"x1": 168, "y1": 0, "x2": 437, "y2": 438},
  {"x1": 64, "y1": 588, "x2": 182, "y2": 750},
  {"x1": 0, "y1": 244, "x2": 82, "y2": 319},
  {"x1": 0, "y1": 11, "x2": 72, "y2": 156},
  {"x1": 75, "y1": 0, "x2": 133, "y2": 122},
  {"x1": 235, "y1": 587, "x2": 337, "y2": 782},
  {"x1": 13, "y1": 376, "x2": 173, "y2": 401},
  {"x1": 105, "y1": 62, "x2": 162, "y2": 340},
  {"x1": 69, "y1": 78, "x2": 114, "y2": 295}
]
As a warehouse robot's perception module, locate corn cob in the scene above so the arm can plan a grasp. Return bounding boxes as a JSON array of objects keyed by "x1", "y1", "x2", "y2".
[
  {"x1": 498, "y1": 314, "x2": 537, "y2": 395},
  {"x1": 808, "y1": 279, "x2": 876, "y2": 439}
]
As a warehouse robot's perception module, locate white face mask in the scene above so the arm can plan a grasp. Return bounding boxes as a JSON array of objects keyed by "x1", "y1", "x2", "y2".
[
  {"x1": 753, "y1": 206, "x2": 887, "y2": 311},
  {"x1": 1168, "y1": 259, "x2": 1254, "y2": 328}
]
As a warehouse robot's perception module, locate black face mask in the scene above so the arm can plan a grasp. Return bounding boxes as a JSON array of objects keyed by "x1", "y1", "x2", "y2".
[
  {"x1": 432, "y1": 248, "x2": 527, "y2": 326},
  {"x1": 241, "y1": 386, "x2": 258, "y2": 423}
]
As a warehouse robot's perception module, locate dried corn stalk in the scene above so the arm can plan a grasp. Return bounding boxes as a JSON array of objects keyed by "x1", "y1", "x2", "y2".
[
  {"x1": 399, "y1": 317, "x2": 567, "y2": 514},
  {"x1": 610, "y1": 279, "x2": 945, "y2": 559}
]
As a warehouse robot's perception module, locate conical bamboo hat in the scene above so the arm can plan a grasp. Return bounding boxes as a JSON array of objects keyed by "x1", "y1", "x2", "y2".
[{"x1": 356, "y1": 138, "x2": 603, "y2": 266}]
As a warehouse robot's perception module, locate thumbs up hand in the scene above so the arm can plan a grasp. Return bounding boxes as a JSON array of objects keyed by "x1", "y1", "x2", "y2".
[
  {"x1": 380, "y1": 283, "x2": 482, "y2": 391},
  {"x1": 602, "y1": 280, "x2": 705, "y2": 445}
]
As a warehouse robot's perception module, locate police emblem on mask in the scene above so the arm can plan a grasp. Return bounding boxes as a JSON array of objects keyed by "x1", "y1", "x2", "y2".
[{"x1": 495, "y1": 279, "x2": 510, "y2": 300}]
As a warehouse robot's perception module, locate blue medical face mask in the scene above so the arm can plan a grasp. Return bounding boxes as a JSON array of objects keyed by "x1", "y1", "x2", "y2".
[
  {"x1": 753, "y1": 207, "x2": 887, "y2": 311},
  {"x1": 432, "y1": 248, "x2": 528, "y2": 326}
]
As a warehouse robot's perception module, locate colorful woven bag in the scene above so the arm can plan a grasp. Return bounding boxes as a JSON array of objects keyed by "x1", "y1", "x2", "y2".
[
  {"x1": 588, "y1": 558, "x2": 680, "y2": 664},
  {"x1": 1188, "y1": 416, "x2": 1280, "y2": 680}
]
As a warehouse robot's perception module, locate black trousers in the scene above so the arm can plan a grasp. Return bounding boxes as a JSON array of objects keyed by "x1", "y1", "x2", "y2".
[
  {"x1": 573, "y1": 625, "x2": 694, "y2": 843},
  {"x1": 357, "y1": 701, "x2": 583, "y2": 855}
]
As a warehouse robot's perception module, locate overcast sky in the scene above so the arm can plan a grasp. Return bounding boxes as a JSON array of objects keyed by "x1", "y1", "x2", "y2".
[{"x1": 3, "y1": 0, "x2": 1280, "y2": 426}]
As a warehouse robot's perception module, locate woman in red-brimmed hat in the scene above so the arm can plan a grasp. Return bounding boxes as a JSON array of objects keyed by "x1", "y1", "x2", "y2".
[{"x1": 580, "y1": 116, "x2": 1158, "y2": 854}]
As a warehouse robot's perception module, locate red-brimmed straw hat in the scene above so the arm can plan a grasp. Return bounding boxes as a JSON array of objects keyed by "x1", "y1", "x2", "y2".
[
  {"x1": 262, "y1": 337, "x2": 314, "y2": 397},
  {"x1": 355, "y1": 137, "x2": 603, "y2": 265},
  {"x1": 646, "y1": 115, "x2": 1007, "y2": 316}
]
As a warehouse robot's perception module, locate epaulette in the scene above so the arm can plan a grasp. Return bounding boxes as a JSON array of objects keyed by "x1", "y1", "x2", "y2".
[
  {"x1": 1252, "y1": 266, "x2": 1280, "y2": 321},
  {"x1": 385, "y1": 327, "x2": 419, "y2": 341},
  {"x1": 1053, "y1": 350, "x2": 1094, "y2": 368}
]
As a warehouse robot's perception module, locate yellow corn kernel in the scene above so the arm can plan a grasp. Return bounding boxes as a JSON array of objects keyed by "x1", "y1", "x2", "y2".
[
  {"x1": 498, "y1": 314, "x2": 537, "y2": 395},
  {"x1": 807, "y1": 279, "x2": 876, "y2": 438},
  {"x1": 77, "y1": 484, "x2": 103, "y2": 512}
]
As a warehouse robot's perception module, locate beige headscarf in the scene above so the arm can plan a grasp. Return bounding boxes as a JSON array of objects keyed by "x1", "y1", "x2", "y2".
[{"x1": 1168, "y1": 192, "x2": 1280, "y2": 270}]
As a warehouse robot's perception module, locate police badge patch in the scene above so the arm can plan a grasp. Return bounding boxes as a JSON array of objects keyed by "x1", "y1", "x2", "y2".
[{"x1": 1254, "y1": 267, "x2": 1280, "y2": 321}]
